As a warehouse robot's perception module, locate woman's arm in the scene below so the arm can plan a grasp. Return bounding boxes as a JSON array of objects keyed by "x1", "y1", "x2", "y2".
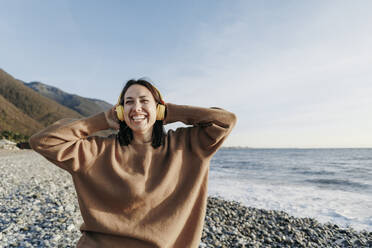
[
  {"x1": 29, "y1": 109, "x2": 115, "y2": 173},
  {"x1": 164, "y1": 103, "x2": 237, "y2": 155}
]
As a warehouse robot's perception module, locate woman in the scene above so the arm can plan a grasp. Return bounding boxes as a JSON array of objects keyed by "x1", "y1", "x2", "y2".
[{"x1": 29, "y1": 78, "x2": 237, "y2": 248}]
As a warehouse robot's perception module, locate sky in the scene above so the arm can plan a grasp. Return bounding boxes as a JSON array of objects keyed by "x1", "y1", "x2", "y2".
[{"x1": 1, "y1": 0, "x2": 372, "y2": 148}]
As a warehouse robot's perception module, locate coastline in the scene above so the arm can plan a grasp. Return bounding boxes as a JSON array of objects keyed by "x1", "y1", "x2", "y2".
[
  {"x1": 202, "y1": 196, "x2": 371, "y2": 247},
  {"x1": 0, "y1": 150, "x2": 371, "y2": 247}
]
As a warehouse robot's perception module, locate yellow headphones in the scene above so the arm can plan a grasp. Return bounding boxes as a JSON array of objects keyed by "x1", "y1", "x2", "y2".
[{"x1": 115, "y1": 85, "x2": 166, "y2": 122}]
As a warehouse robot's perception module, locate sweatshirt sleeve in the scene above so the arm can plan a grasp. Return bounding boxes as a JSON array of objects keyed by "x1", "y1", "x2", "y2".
[
  {"x1": 164, "y1": 103, "x2": 237, "y2": 155},
  {"x1": 29, "y1": 112, "x2": 110, "y2": 173}
]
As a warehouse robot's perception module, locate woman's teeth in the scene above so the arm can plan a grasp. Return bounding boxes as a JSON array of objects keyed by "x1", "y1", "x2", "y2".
[{"x1": 132, "y1": 115, "x2": 146, "y2": 121}]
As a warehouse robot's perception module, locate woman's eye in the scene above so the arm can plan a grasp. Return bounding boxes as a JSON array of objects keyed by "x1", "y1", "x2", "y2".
[
  {"x1": 125, "y1": 101, "x2": 133, "y2": 104},
  {"x1": 142, "y1": 99, "x2": 149, "y2": 103}
]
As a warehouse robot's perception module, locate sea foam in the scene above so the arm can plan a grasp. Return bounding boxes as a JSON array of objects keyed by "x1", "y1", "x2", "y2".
[{"x1": 208, "y1": 170, "x2": 372, "y2": 232}]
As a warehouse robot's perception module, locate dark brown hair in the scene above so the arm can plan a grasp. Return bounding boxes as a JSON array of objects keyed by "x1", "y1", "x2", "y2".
[{"x1": 117, "y1": 78, "x2": 165, "y2": 148}]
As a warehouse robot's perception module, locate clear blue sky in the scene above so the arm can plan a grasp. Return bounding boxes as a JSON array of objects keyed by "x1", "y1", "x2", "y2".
[{"x1": 1, "y1": 1, "x2": 372, "y2": 147}]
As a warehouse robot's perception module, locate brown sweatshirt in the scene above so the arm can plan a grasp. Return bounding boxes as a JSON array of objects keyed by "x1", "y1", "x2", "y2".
[{"x1": 29, "y1": 103, "x2": 237, "y2": 248}]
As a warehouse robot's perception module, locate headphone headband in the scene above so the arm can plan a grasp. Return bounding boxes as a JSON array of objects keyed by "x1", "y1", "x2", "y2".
[{"x1": 153, "y1": 85, "x2": 165, "y2": 105}]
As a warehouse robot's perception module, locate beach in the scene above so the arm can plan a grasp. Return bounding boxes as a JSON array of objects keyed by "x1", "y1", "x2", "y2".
[{"x1": 0, "y1": 149, "x2": 371, "y2": 247}]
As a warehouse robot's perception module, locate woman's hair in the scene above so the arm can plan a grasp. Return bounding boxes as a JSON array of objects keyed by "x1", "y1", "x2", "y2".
[{"x1": 117, "y1": 78, "x2": 166, "y2": 148}]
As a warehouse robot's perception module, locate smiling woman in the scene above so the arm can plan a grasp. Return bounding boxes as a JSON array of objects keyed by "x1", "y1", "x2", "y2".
[
  {"x1": 112, "y1": 79, "x2": 167, "y2": 148},
  {"x1": 29, "y1": 78, "x2": 237, "y2": 248}
]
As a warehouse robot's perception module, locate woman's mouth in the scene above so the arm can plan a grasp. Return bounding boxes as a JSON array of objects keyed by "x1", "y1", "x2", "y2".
[{"x1": 131, "y1": 114, "x2": 147, "y2": 122}]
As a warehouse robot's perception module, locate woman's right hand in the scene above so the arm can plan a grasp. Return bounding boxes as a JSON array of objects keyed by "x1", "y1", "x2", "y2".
[{"x1": 104, "y1": 105, "x2": 120, "y2": 130}]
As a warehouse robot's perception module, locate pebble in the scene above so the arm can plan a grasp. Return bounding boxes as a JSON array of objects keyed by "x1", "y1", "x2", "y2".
[
  {"x1": 1, "y1": 149, "x2": 371, "y2": 247},
  {"x1": 67, "y1": 224, "x2": 76, "y2": 231}
]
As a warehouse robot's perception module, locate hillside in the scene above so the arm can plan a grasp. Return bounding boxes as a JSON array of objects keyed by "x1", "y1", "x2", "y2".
[
  {"x1": 0, "y1": 69, "x2": 83, "y2": 128},
  {"x1": 25, "y1": 81, "x2": 112, "y2": 117},
  {"x1": 0, "y1": 94, "x2": 43, "y2": 135}
]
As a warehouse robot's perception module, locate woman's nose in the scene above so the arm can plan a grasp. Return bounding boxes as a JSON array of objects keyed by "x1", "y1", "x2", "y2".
[{"x1": 133, "y1": 101, "x2": 142, "y2": 111}]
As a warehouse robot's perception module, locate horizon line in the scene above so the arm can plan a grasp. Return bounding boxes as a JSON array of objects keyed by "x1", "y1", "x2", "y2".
[{"x1": 221, "y1": 146, "x2": 372, "y2": 149}]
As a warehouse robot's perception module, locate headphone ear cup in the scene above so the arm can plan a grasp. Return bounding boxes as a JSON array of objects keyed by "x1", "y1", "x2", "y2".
[
  {"x1": 156, "y1": 104, "x2": 166, "y2": 121},
  {"x1": 116, "y1": 105, "x2": 125, "y2": 121}
]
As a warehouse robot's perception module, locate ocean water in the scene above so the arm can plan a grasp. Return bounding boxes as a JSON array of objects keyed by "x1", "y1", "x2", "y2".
[{"x1": 208, "y1": 148, "x2": 372, "y2": 232}]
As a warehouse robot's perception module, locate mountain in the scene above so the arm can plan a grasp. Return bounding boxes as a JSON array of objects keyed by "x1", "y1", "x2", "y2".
[
  {"x1": 0, "y1": 69, "x2": 83, "y2": 128},
  {"x1": 25, "y1": 81, "x2": 112, "y2": 117},
  {"x1": 0, "y1": 68, "x2": 112, "y2": 140}
]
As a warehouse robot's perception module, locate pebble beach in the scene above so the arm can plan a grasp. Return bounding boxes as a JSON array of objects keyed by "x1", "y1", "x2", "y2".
[{"x1": 0, "y1": 149, "x2": 371, "y2": 247}]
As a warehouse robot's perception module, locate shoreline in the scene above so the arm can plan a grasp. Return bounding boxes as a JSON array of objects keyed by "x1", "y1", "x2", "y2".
[
  {"x1": 0, "y1": 149, "x2": 371, "y2": 247},
  {"x1": 202, "y1": 196, "x2": 371, "y2": 247}
]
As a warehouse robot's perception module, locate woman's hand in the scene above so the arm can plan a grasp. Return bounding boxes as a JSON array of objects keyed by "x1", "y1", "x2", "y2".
[{"x1": 104, "y1": 105, "x2": 120, "y2": 130}]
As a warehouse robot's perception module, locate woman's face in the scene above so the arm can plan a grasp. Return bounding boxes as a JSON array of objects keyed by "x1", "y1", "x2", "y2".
[{"x1": 123, "y1": 84, "x2": 157, "y2": 136}]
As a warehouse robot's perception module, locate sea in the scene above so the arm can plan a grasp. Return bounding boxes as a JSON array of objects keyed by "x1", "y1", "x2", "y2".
[{"x1": 207, "y1": 148, "x2": 372, "y2": 232}]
